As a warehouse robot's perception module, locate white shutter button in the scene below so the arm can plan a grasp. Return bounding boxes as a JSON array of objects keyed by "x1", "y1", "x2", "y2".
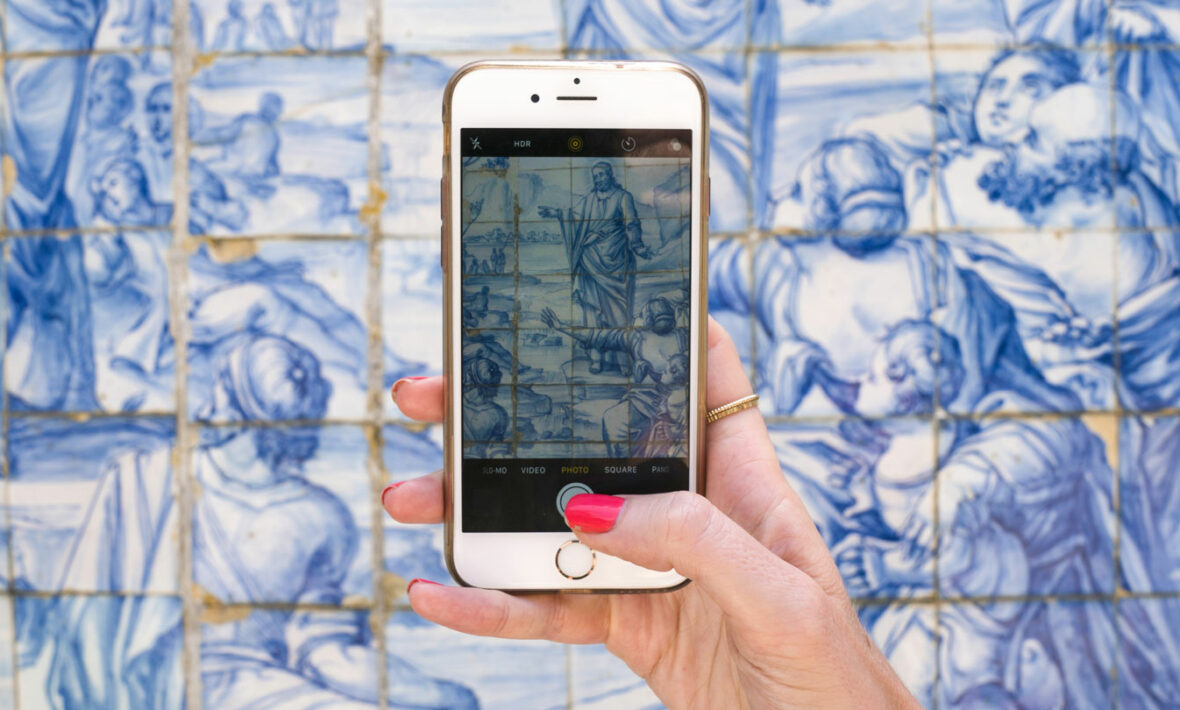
[{"x1": 555, "y1": 539, "x2": 595, "y2": 580}]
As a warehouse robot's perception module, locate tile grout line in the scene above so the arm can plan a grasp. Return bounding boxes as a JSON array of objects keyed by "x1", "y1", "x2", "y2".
[
  {"x1": 364, "y1": 0, "x2": 389, "y2": 705},
  {"x1": 169, "y1": 0, "x2": 201, "y2": 705},
  {"x1": 921, "y1": 0, "x2": 943, "y2": 703},
  {"x1": 1106, "y1": 4, "x2": 1124, "y2": 703}
]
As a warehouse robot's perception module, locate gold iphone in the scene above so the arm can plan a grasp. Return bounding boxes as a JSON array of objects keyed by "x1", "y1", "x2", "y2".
[{"x1": 442, "y1": 60, "x2": 708, "y2": 591}]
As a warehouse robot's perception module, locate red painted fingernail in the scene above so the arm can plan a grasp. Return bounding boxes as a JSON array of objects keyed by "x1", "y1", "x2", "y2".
[
  {"x1": 564, "y1": 494, "x2": 625, "y2": 533},
  {"x1": 391, "y1": 376, "x2": 429, "y2": 402},
  {"x1": 407, "y1": 578, "x2": 440, "y2": 594},
  {"x1": 381, "y1": 481, "x2": 404, "y2": 508}
]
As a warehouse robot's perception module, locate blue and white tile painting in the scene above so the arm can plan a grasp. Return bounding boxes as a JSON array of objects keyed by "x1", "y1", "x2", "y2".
[
  {"x1": 938, "y1": 600, "x2": 1115, "y2": 709},
  {"x1": 18, "y1": 594, "x2": 184, "y2": 710},
  {"x1": 1119, "y1": 598, "x2": 1180, "y2": 709},
  {"x1": 383, "y1": 239, "x2": 442, "y2": 418},
  {"x1": 188, "y1": 240, "x2": 368, "y2": 421},
  {"x1": 385, "y1": 0, "x2": 562, "y2": 53},
  {"x1": 4, "y1": 0, "x2": 1180, "y2": 708},
  {"x1": 768, "y1": 420, "x2": 938, "y2": 600},
  {"x1": 200, "y1": 607, "x2": 390, "y2": 709},
  {"x1": 857, "y1": 604, "x2": 935, "y2": 708},
  {"x1": 188, "y1": 56, "x2": 369, "y2": 236},
  {"x1": 192, "y1": 0, "x2": 368, "y2": 53},
  {"x1": 6, "y1": 231, "x2": 175, "y2": 414},
  {"x1": 9, "y1": 417, "x2": 177, "y2": 594},
  {"x1": 382, "y1": 425, "x2": 450, "y2": 586},
  {"x1": 570, "y1": 644, "x2": 663, "y2": 710},
  {"x1": 386, "y1": 611, "x2": 564, "y2": 710},
  {"x1": 937, "y1": 415, "x2": 1116, "y2": 598},
  {"x1": 7, "y1": 53, "x2": 174, "y2": 232},
  {"x1": 194, "y1": 425, "x2": 372, "y2": 605}
]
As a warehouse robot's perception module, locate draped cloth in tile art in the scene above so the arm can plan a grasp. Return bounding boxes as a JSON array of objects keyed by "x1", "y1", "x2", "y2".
[{"x1": 2, "y1": 0, "x2": 1180, "y2": 708}]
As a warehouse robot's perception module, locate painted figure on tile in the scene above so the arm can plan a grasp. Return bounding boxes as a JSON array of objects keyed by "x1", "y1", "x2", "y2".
[
  {"x1": 291, "y1": 0, "x2": 339, "y2": 50},
  {"x1": 538, "y1": 162, "x2": 651, "y2": 373},
  {"x1": 568, "y1": 0, "x2": 773, "y2": 230},
  {"x1": 541, "y1": 297, "x2": 687, "y2": 456},
  {"x1": 82, "y1": 230, "x2": 174, "y2": 412},
  {"x1": 197, "y1": 92, "x2": 284, "y2": 182},
  {"x1": 184, "y1": 97, "x2": 251, "y2": 233},
  {"x1": 461, "y1": 355, "x2": 510, "y2": 456},
  {"x1": 19, "y1": 336, "x2": 476, "y2": 709},
  {"x1": 462, "y1": 157, "x2": 513, "y2": 242},
  {"x1": 66, "y1": 55, "x2": 141, "y2": 225},
  {"x1": 188, "y1": 245, "x2": 369, "y2": 417},
  {"x1": 999, "y1": 0, "x2": 1180, "y2": 200},
  {"x1": 711, "y1": 138, "x2": 1076, "y2": 418},
  {"x1": 256, "y1": 3, "x2": 295, "y2": 51},
  {"x1": 91, "y1": 158, "x2": 174, "y2": 227},
  {"x1": 141, "y1": 82, "x2": 174, "y2": 198},
  {"x1": 212, "y1": 0, "x2": 249, "y2": 52}
]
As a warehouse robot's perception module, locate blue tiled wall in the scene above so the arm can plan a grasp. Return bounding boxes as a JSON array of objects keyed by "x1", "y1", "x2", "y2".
[{"x1": 3, "y1": 0, "x2": 1179, "y2": 708}]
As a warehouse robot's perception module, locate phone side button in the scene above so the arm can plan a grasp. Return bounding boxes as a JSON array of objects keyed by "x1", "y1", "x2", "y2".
[
  {"x1": 555, "y1": 539, "x2": 595, "y2": 580},
  {"x1": 706, "y1": 176, "x2": 711, "y2": 219}
]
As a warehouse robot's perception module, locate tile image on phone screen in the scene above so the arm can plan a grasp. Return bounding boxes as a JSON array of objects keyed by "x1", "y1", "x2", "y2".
[{"x1": 459, "y1": 128, "x2": 693, "y2": 532}]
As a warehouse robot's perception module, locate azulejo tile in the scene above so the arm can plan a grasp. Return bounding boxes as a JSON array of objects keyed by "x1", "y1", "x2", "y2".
[
  {"x1": 8, "y1": 417, "x2": 176, "y2": 594},
  {"x1": 201, "y1": 606, "x2": 380, "y2": 708},
  {"x1": 3, "y1": 52, "x2": 166, "y2": 233},
  {"x1": 192, "y1": 0, "x2": 367, "y2": 53},
  {"x1": 937, "y1": 600, "x2": 1115, "y2": 709},
  {"x1": 19, "y1": 594, "x2": 184, "y2": 709},
  {"x1": 378, "y1": 54, "x2": 462, "y2": 236},
  {"x1": 857, "y1": 604, "x2": 935, "y2": 708},
  {"x1": 731, "y1": 234, "x2": 943, "y2": 419},
  {"x1": 769, "y1": 0, "x2": 926, "y2": 49},
  {"x1": 382, "y1": 425, "x2": 450, "y2": 587},
  {"x1": 187, "y1": 240, "x2": 368, "y2": 421},
  {"x1": 382, "y1": 238, "x2": 443, "y2": 418},
  {"x1": 0, "y1": 596, "x2": 11, "y2": 708},
  {"x1": 753, "y1": 51, "x2": 933, "y2": 232},
  {"x1": 1117, "y1": 254, "x2": 1180, "y2": 413},
  {"x1": 929, "y1": 0, "x2": 1012, "y2": 46},
  {"x1": 768, "y1": 420, "x2": 937, "y2": 599},
  {"x1": 5, "y1": 52, "x2": 174, "y2": 232},
  {"x1": 1118, "y1": 597, "x2": 1180, "y2": 709},
  {"x1": 570, "y1": 644, "x2": 663, "y2": 710},
  {"x1": 5, "y1": 231, "x2": 176, "y2": 414},
  {"x1": 1119, "y1": 415, "x2": 1180, "y2": 593},
  {"x1": 193, "y1": 425, "x2": 373, "y2": 605},
  {"x1": 1114, "y1": 49, "x2": 1180, "y2": 227},
  {"x1": 565, "y1": 0, "x2": 747, "y2": 53},
  {"x1": 925, "y1": 49, "x2": 1115, "y2": 234},
  {"x1": 188, "y1": 55, "x2": 369, "y2": 236},
  {"x1": 4, "y1": 1, "x2": 106, "y2": 53},
  {"x1": 386, "y1": 610, "x2": 563, "y2": 710},
  {"x1": 938, "y1": 229, "x2": 1117, "y2": 412},
  {"x1": 384, "y1": 0, "x2": 562, "y2": 52},
  {"x1": 938, "y1": 415, "x2": 1115, "y2": 598}
]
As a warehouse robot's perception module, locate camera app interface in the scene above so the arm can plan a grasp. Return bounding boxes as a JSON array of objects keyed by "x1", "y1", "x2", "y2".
[{"x1": 460, "y1": 128, "x2": 692, "y2": 532}]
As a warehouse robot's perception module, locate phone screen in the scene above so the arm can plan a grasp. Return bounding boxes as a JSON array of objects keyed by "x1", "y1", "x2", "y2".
[{"x1": 459, "y1": 128, "x2": 693, "y2": 532}]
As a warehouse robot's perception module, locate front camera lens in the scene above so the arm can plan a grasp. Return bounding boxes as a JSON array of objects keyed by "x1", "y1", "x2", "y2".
[
  {"x1": 530, "y1": 94, "x2": 540, "y2": 103},
  {"x1": 573, "y1": 77, "x2": 581, "y2": 85}
]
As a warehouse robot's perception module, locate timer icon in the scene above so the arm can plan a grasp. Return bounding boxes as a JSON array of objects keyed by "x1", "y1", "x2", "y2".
[{"x1": 620, "y1": 136, "x2": 637, "y2": 152}]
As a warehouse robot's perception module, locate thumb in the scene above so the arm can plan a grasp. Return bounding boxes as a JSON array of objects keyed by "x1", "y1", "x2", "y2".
[{"x1": 564, "y1": 492, "x2": 814, "y2": 624}]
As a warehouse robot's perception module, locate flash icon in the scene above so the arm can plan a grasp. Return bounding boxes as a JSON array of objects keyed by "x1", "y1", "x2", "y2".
[{"x1": 470, "y1": 136, "x2": 482, "y2": 150}]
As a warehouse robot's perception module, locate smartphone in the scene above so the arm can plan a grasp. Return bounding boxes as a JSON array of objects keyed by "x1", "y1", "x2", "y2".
[{"x1": 441, "y1": 60, "x2": 708, "y2": 591}]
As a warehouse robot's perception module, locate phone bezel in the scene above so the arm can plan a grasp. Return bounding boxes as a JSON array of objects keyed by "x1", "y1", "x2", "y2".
[{"x1": 442, "y1": 60, "x2": 709, "y2": 592}]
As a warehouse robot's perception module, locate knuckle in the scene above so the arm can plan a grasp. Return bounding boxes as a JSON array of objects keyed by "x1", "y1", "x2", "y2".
[{"x1": 662, "y1": 491, "x2": 719, "y2": 551}]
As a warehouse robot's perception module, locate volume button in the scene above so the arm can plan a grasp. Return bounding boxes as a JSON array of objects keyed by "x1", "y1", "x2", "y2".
[{"x1": 706, "y1": 176, "x2": 711, "y2": 219}]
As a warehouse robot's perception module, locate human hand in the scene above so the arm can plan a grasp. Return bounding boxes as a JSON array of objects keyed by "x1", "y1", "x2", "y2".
[
  {"x1": 386, "y1": 319, "x2": 919, "y2": 709},
  {"x1": 539, "y1": 307, "x2": 559, "y2": 329}
]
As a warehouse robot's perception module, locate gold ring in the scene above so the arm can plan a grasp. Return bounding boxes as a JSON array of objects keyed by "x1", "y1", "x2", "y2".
[{"x1": 706, "y1": 394, "x2": 760, "y2": 423}]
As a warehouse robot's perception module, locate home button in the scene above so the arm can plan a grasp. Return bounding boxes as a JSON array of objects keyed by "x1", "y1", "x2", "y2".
[{"x1": 555, "y1": 539, "x2": 595, "y2": 580}]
